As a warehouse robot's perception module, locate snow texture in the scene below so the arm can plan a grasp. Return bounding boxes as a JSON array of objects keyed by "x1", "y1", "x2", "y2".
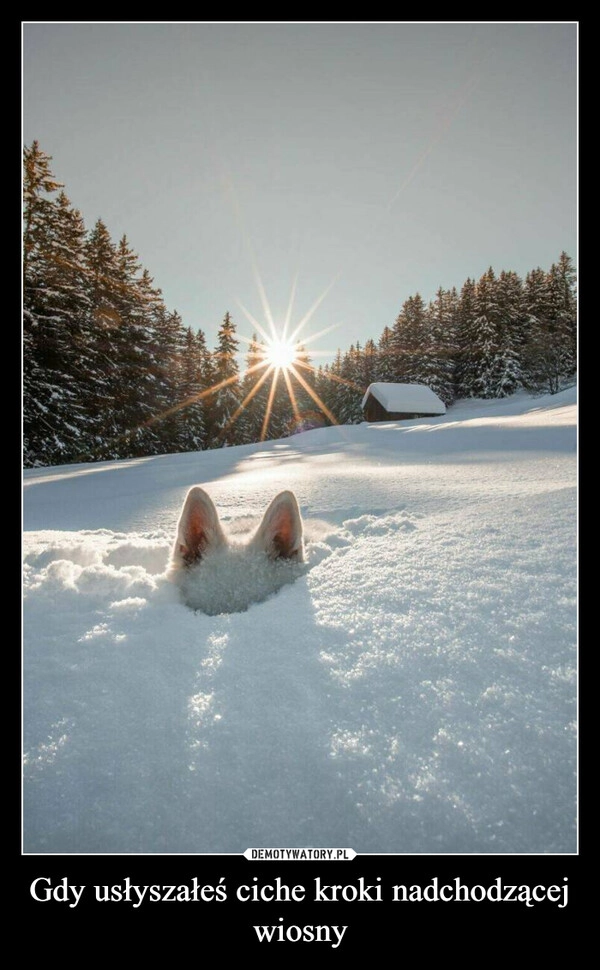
[
  {"x1": 23, "y1": 389, "x2": 576, "y2": 853},
  {"x1": 361, "y1": 382, "x2": 447, "y2": 414}
]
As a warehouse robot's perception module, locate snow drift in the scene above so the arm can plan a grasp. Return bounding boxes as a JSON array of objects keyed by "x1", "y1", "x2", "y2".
[{"x1": 23, "y1": 388, "x2": 577, "y2": 853}]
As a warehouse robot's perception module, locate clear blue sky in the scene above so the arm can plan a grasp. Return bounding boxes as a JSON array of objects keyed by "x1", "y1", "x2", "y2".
[{"x1": 23, "y1": 22, "x2": 577, "y2": 362}]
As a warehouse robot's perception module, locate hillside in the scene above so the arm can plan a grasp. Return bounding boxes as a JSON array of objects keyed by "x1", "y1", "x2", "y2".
[{"x1": 23, "y1": 388, "x2": 577, "y2": 853}]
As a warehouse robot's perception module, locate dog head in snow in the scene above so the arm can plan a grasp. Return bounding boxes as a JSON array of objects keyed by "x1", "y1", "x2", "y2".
[{"x1": 170, "y1": 487, "x2": 305, "y2": 615}]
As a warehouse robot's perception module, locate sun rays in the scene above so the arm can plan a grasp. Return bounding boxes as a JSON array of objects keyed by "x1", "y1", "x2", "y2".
[
  {"x1": 222, "y1": 273, "x2": 355, "y2": 440},
  {"x1": 137, "y1": 272, "x2": 365, "y2": 448}
]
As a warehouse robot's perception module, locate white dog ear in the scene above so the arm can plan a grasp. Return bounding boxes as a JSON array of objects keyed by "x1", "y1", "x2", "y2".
[
  {"x1": 173, "y1": 487, "x2": 226, "y2": 566},
  {"x1": 252, "y1": 491, "x2": 304, "y2": 561}
]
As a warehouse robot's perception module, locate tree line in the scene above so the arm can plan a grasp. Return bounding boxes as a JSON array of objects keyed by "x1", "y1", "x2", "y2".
[
  {"x1": 23, "y1": 141, "x2": 576, "y2": 467},
  {"x1": 317, "y1": 254, "x2": 576, "y2": 425},
  {"x1": 23, "y1": 141, "x2": 315, "y2": 466}
]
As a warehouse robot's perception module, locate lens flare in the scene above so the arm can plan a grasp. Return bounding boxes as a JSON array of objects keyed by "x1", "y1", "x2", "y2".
[{"x1": 265, "y1": 338, "x2": 299, "y2": 370}]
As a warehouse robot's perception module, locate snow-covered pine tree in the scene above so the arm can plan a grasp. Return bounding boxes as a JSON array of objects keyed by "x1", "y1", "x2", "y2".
[
  {"x1": 423, "y1": 286, "x2": 458, "y2": 405},
  {"x1": 264, "y1": 366, "x2": 293, "y2": 441},
  {"x1": 334, "y1": 344, "x2": 364, "y2": 424},
  {"x1": 150, "y1": 306, "x2": 188, "y2": 452},
  {"x1": 466, "y1": 268, "x2": 501, "y2": 399},
  {"x1": 176, "y1": 326, "x2": 207, "y2": 452},
  {"x1": 312, "y1": 363, "x2": 336, "y2": 427},
  {"x1": 361, "y1": 338, "x2": 378, "y2": 391},
  {"x1": 455, "y1": 277, "x2": 478, "y2": 398},
  {"x1": 546, "y1": 253, "x2": 577, "y2": 383},
  {"x1": 212, "y1": 312, "x2": 242, "y2": 446},
  {"x1": 24, "y1": 141, "x2": 62, "y2": 465},
  {"x1": 193, "y1": 327, "x2": 216, "y2": 445},
  {"x1": 288, "y1": 345, "x2": 320, "y2": 432},
  {"x1": 23, "y1": 143, "x2": 92, "y2": 465},
  {"x1": 321, "y1": 350, "x2": 344, "y2": 424},
  {"x1": 390, "y1": 293, "x2": 430, "y2": 385},
  {"x1": 554, "y1": 251, "x2": 577, "y2": 340},
  {"x1": 377, "y1": 326, "x2": 394, "y2": 382},
  {"x1": 236, "y1": 333, "x2": 269, "y2": 444},
  {"x1": 493, "y1": 270, "x2": 525, "y2": 397},
  {"x1": 82, "y1": 219, "x2": 124, "y2": 456},
  {"x1": 522, "y1": 266, "x2": 548, "y2": 391},
  {"x1": 523, "y1": 255, "x2": 577, "y2": 394},
  {"x1": 110, "y1": 234, "x2": 164, "y2": 457},
  {"x1": 23, "y1": 141, "x2": 63, "y2": 280}
]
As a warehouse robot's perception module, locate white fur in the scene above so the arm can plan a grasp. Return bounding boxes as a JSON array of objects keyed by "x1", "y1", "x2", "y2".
[{"x1": 170, "y1": 488, "x2": 305, "y2": 615}]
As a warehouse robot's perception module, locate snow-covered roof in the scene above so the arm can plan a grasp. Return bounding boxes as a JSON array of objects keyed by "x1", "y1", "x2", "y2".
[{"x1": 362, "y1": 382, "x2": 446, "y2": 414}]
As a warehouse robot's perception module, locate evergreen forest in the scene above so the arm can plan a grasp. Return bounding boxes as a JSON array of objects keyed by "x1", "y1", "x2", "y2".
[{"x1": 23, "y1": 142, "x2": 577, "y2": 467}]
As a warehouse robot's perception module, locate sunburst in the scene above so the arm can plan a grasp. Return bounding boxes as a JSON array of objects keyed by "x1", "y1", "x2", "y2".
[
  {"x1": 262, "y1": 337, "x2": 300, "y2": 371},
  {"x1": 229, "y1": 276, "x2": 359, "y2": 440},
  {"x1": 135, "y1": 274, "x2": 365, "y2": 450}
]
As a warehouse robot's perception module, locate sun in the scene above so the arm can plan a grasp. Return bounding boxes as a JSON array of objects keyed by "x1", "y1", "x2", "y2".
[
  {"x1": 264, "y1": 338, "x2": 299, "y2": 370},
  {"x1": 220, "y1": 276, "x2": 344, "y2": 441}
]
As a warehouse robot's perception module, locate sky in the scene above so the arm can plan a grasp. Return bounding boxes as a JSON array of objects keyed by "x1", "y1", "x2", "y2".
[{"x1": 22, "y1": 22, "x2": 577, "y2": 363}]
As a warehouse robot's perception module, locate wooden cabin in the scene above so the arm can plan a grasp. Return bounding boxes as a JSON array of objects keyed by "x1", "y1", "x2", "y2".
[{"x1": 361, "y1": 383, "x2": 446, "y2": 422}]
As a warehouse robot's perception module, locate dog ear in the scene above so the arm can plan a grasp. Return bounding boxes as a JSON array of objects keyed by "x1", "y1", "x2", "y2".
[
  {"x1": 173, "y1": 487, "x2": 226, "y2": 566},
  {"x1": 252, "y1": 491, "x2": 304, "y2": 561}
]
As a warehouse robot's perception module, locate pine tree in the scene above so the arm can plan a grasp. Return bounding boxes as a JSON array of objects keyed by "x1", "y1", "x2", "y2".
[
  {"x1": 312, "y1": 365, "x2": 328, "y2": 425},
  {"x1": 546, "y1": 253, "x2": 577, "y2": 380},
  {"x1": 23, "y1": 141, "x2": 64, "y2": 280},
  {"x1": 321, "y1": 350, "x2": 344, "y2": 423},
  {"x1": 335, "y1": 344, "x2": 364, "y2": 424},
  {"x1": 467, "y1": 268, "x2": 501, "y2": 399},
  {"x1": 377, "y1": 326, "x2": 394, "y2": 381},
  {"x1": 237, "y1": 333, "x2": 269, "y2": 443},
  {"x1": 494, "y1": 270, "x2": 524, "y2": 397},
  {"x1": 424, "y1": 287, "x2": 458, "y2": 404},
  {"x1": 292, "y1": 344, "x2": 324, "y2": 432},
  {"x1": 263, "y1": 367, "x2": 292, "y2": 441},
  {"x1": 150, "y1": 307, "x2": 187, "y2": 452},
  {"x1": 523, "y1": 255, "x2": 577, "y2": 394},
  {"x1": 82, "y1": 219, "x2": 123, "y2": 455},
  {"x1": 79, "y1": 224, "x2": 158, "y2": 458},
  {"x1": 390, "y1": 293, "x2": 429, "y2": 385},
  {"x1": 175, "y1": 326, "x2": 207, "y2": 451},
  {"x1": 112, "y1": 234, "x2": 163, "y2": 457},
  {"x1": 23, "y1": 144, "x2": 93, "y2": 465},
  {"x1": 212, "y1": 312, "x2": 242, "y2": 445},
  {"x1": 455, "y1": 277, "x2": 478, "y2": 397},
  {"x1": 311, "y1": 364, "x2": 335, "y2": 428},
  {"x1": 362, "y1": 338, "x2": 378, "y2": 391},
  {"x1": 193, "y1": 328, "x2": 216, "y2": 444}
]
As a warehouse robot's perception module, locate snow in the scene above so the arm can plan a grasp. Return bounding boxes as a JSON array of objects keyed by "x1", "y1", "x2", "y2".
[
  {"x1": 361, "y1": 382, "x2": 446, "y2": 414},
  {"x1": 23, "y1": 388, "x2": 577, "y2": 853}
]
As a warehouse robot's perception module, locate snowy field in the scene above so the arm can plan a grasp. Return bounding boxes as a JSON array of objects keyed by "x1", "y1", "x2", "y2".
[{"x1": 23, "y1": 388, "x2": 577, "y2": 854}]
